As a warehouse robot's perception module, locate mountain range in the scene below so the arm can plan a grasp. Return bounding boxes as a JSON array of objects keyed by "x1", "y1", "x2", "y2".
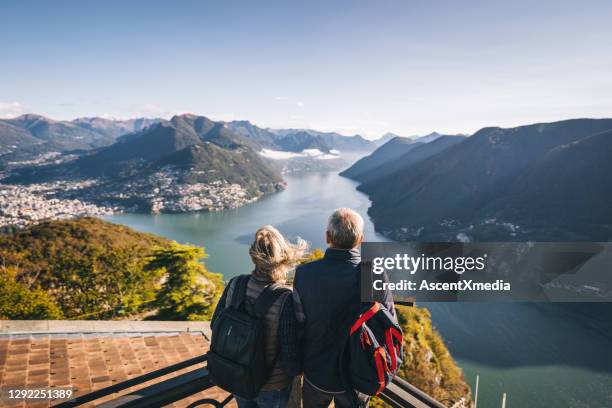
[
  {"x1": 340, "y1": 132, "x2": 458, "y2": 181},
  {"x1": 0, "y1": 114, "x2": 160, "y2": 165},
  {"x1": 0, "y1": 114, "x2": 384, "y2": 171},
  {"x1": 226, "y1": 121, "x2": 376, "y2": 152},
  {"x1": 7, "y1": 114, "x2": 284, "y2": 198},
  {"x1": 0, "y1": 112, "x2": 398, "y2": 214},
  {"x1": 72, "y1": 117, "x2": 161, "y2": 139},
  {"x1": 346, "y1": 135, "x2": 467, "y2": 185},
  {"x1": 9, "y1": 112, "x2": 611, "y2": 238},
  {"x1": 342, "y1": 118, "x2": 612, "y2": 241}
]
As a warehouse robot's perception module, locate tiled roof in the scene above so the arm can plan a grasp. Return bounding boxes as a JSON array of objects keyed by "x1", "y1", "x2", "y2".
[{"x1": 0, "y1": 322, "x2": 235, "y2": 408}]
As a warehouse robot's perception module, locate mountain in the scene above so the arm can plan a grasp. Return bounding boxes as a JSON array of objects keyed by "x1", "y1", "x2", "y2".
[
  {"x1": 373, "y1": 132, "x2": 398, "y2": 146},
  {"x1": 357, "y1": 135, "x2": 466, "y2": 186},
  {"x1": 412, "y1": 131, "x2": 443, "y2": 144},
  {"x1": 263, "y1": 126, "x2": 376, "y2": 152},
  {"x1": 372, "y1": 131, "x2": 443, "y2": 147},
  {"x1": 225, "y1": 121, "x2": 377, "y2": 173},
  {"x1": 2, "y1": 114, "x2": 114, "y2": 151},
  {"x1": 72, "y1": 117, "x2": 160, "y2": 139},
  {"x1": 0, "y1": 120, "x2": 42, "y2": 155},
  {"x1": 273, "y1": 130, "x2": 334, "y2": 152},
  {"x1": 0, "y1": 114, "x2": 160, "y2": 167},
  {"x1": 154, "y1": 142, "x2": 281, "y2": 192},
  {"x1": 225, "y1": 120, "x2": 278, "y2": 149},
  {"x1": 72, "y1": 114, "x2": 259, "y2": 176},
  {"x1": 359, "y1": 118, "x2": 612, "y2": 241},
  {"x1": 308, "y1": 131, "x2": 373, "y2": 151},
  {"x1": 5, "y1": 114, "x2": 284, "y2": 213},
  {"x1": 340, "y1": 136, "x2": 423, "y2": 180},
  {"x1": 341, "y1": 132, "x2": 455, "y2": 181},
  {"x1": 484, "y1": 128, "x2": 612, "y2": 237}
]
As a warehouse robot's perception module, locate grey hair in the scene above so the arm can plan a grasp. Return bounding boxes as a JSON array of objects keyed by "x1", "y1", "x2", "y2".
[
  {"x1": 327, "y1": 208, "x2": 364, "y2": 249},
  {"x1": 250, "y1": 225, "x2": 308, "y2": 281}
]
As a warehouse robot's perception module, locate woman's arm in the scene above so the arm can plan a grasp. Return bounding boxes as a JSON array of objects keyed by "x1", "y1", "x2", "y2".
[{"x1": 278, "y1": 293, "x2": 303, "y2": 377}]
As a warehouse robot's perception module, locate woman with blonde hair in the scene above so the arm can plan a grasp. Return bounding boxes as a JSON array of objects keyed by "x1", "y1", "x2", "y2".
[{"x1": 211, "y1": 225, "x2": 307, "y2": 408}]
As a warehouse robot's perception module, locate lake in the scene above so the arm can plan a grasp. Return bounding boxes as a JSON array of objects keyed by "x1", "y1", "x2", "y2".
[
  {"x1": 106, "y1": 171, "x2": 612, "y2": 408},
  {"x1": 107, "y1": 171, "x2": 388, "y2": 276}
]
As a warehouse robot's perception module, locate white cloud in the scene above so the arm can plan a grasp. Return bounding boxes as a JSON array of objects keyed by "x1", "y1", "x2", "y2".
[
  {"x1": 259, "y1": 148, "x2": 341, "y2": 160},
  {"x1": 0, "y1": 101, "x2": 25, "y2": 118},
  {"x1": 259, "y1": 149, "x2": 301, "y2": 159},
  {"x1": 274, "y1": 96, "x2": 289, "y2": 101}
]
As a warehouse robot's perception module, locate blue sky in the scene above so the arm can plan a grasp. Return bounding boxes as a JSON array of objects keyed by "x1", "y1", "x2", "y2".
[{"x1": 1, "y1": 0, "x2": 611, "y2": 138}]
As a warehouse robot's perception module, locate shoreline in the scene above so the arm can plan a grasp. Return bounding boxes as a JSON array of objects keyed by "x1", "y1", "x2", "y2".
[{"x1": 0, "y1": 179, "x2": 284, "y2": 229}]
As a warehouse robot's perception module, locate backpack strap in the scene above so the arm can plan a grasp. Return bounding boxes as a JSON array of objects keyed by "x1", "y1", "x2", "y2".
[
  {"x1": 253, "y1": 283, "x2": 291, "y2": 319},
  {"x1": 230, "y1": 275, "x2": 251, "y2": 310},
  {"x1": 350, "y1": 302, "x2": 380, "y2": 335}
]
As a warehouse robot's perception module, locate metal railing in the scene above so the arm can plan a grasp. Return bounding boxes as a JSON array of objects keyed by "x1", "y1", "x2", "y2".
[
  {"x1": 379, "y1": 377, "x2": 446, "y2": 408},
  {"x1": 54, "y1": 355, "x2": 447, "y2": 408}
]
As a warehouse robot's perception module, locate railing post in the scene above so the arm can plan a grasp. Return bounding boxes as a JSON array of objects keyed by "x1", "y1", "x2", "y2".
[{"x1": 474, "y1": 375, "x2": 479, "y2": 408}]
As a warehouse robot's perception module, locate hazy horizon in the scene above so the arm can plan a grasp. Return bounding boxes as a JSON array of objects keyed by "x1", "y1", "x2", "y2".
[
  {"x1": 2, "y1": 0, "x2": 612, "y2": 139},
  {"x1": 5, "y1": 111, "x2": 612, "y2": 140}
]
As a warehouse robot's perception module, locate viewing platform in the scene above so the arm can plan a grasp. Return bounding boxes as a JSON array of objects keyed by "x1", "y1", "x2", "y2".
[
  {"x1": 0, "y1": 321, "x2": 449, "y2": 408},
  {"x1": 0, "y1": 320, "x2": 211, "y2": 338}
]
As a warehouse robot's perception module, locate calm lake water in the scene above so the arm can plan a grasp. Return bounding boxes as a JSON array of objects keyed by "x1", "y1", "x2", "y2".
[
  {"x1": 105, "y1": 171, "x2": 612, "y2": 408},
  {"x1": 107, "y1": 172, "x2": 388, "y2": 276}
]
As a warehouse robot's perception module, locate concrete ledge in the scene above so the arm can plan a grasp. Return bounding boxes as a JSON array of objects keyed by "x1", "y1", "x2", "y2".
[{"x1": 0, "y1": 320, "x2": 211, "y2": 338}]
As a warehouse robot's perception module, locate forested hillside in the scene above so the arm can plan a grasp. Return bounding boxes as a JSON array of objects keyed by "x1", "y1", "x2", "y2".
[{"x1": 0, "y1": 217, "x2": 223, "y2": 320}]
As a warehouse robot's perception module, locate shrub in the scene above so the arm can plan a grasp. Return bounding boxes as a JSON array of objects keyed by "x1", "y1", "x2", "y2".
[{"x1": 0, "y1": 268, "x2": 62, "y2": 319}]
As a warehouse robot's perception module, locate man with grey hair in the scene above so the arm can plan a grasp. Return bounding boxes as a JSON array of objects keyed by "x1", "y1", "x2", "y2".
[
  {"x1": 326, "y1": 208, "x2": 365, "y2": 250},
  {"x1": 293, "y1": 208, "x2": 393, "y2": 407}
]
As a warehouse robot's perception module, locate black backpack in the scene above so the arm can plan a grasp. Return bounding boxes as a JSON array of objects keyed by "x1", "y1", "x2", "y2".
[
  {"x1": 208, "y1": 275, "x2": 291, "y2": 399},
  {"x1": 342, "y1": 302, "x2": 403, "y2": 396}
]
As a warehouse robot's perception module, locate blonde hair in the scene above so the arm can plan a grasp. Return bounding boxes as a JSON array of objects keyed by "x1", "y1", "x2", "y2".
[{"x1": 249, "y1": 225, "x2": 308, "y2": 281}]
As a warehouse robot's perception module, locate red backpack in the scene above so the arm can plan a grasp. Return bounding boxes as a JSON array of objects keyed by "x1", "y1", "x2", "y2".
[{"x1": 343, "y1": 302, "x2": 404, "y2": 396}]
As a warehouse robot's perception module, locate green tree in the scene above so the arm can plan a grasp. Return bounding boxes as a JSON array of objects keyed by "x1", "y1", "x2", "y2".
[
  {"x1": 146, "y1": 242, "x2": 223, "y2": 320},
  {"x1": 0, "y1": 218, "x2": 173, "y2": 319},
  {"x1": 0, "y1": 268, "x2": 62, "y2": 319}
]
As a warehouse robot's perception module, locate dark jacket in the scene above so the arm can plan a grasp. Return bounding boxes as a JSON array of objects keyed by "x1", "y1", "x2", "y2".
[
  {"x1": 292, "y1": 248, "x2": 366, "y2": 392},
  {"x1": 294, "y1": 248, "x2": 396, "y2": 393}
]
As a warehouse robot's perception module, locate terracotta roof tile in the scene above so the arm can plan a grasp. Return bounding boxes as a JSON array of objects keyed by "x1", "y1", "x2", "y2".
[{"x1": 0, "y1": 332, "x2": 236, "y2": 408}]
